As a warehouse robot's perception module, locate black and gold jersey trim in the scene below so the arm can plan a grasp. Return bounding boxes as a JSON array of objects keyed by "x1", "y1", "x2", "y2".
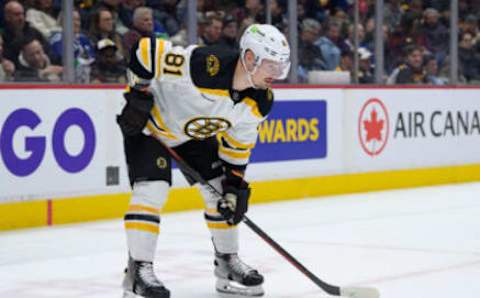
[
  {"x1": 237, "y1": 87, "x2": 274, "y2": 117},
  {"x1": 129, "y1": 37, "x2": 159, "y2": 80}
]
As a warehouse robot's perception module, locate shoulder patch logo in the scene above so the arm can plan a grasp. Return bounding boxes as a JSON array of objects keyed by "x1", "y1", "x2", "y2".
[{"x1": 207, "y1": 55, "x2": 220, "y2": 77}]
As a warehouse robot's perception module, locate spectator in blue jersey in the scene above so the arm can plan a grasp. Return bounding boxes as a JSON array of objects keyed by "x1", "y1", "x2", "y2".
[
  {"x1": 49, "y1": 9, "x2": 94, "y2": 82},
  {"x1": 314, "y1": 21, "x2": 342, "y2": 70}
]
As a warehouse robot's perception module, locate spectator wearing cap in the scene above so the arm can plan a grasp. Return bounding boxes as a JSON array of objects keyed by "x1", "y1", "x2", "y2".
[
  {"x1": 2, "y1": 1, "x2": 50, "y2": 65},
  {"x1": 218, "y1": 15, "x2": 239, "y2": 50},
  {"x1": 90, "y1": 38, "x2": 126, "y2": 83},
  {"x1": 123, "y1": 6, "x2": 155, "y2": 56},
  {"x1": 0, "y1": 35, "x2": 15, "y2": 81},
  {"x1": 199, "y1": 12, "x2": 223, "y2": 46},
  {"x1": 49, "y1": 9, "x2": 94, "y2": 82},
  {"x1": 298, "y1": 18, "x2": 326, "y2": 82},
  {"x1": 387, "y1": 45, "x2": 428, "y2": 85},
  {"x1": 88, "y1": 7, "x2": 125, "y2": 60},
  {"x1": 418, "y1": 8, "x2": 449, "y2": 65},
  {"x1": 25, "y1": 0, "x2": 60, "y2": 39},
  {"x1": 357, "y1": 47, "x2": 374, "y2": 84},
  {"x1": 14, "y1": 37, "x2": 63, "y2": 82},
  {"x1": 314, "y1": 21, "x2": 342, "y2": 71}
]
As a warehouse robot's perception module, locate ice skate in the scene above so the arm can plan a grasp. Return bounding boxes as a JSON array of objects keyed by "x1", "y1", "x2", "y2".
[
  {"x1": 214, "y1": 252, "x2": 264, "y2": 297},
  {"x1": 122, "y1": 257, "x2": 170, "y2": 298}
]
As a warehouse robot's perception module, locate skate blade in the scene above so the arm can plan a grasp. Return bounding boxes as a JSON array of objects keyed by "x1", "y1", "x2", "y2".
[{"x1": 216, "y1": 279, "x2": 264, "y2": 297}]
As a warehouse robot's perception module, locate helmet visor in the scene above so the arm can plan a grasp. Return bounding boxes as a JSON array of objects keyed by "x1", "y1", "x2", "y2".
[{"x1": 259, "y1": 59, "x2": 291, "y2": 80}]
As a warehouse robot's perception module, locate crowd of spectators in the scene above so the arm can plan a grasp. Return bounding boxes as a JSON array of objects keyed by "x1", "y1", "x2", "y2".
[{"x1": 0, "y1": 0, "x2": 479, "y2": 84}]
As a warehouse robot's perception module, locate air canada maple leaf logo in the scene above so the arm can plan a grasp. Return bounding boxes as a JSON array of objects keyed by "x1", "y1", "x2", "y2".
[{"x1": 358, "y1": 98, "x2": 389, "y2": 156}]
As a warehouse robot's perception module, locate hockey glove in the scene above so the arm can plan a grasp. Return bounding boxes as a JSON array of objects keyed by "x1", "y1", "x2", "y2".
[
  {"x1": 217, "y1": 176, "x2": 251, "y2": 225},
  {"x1": 117, "y1": 89, "x2": 154, "y2": 136}
]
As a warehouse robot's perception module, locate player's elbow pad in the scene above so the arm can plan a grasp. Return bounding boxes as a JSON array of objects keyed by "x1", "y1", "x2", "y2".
[{"x1": 117, "y1": 89, "x2": 154, "y2": 136}]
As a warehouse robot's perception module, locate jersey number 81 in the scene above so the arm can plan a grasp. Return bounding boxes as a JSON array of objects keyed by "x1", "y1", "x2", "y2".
[{"x1": 163, "y1": 53, "x2": 185, "y2": 76}]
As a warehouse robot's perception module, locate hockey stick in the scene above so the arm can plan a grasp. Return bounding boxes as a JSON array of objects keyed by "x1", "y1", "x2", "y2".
[{"x1": 156, "y1": 137, "x2": 379, "y2": 298}]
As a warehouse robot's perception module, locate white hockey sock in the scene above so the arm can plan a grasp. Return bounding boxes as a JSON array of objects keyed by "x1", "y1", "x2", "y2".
[
  {"x1": 124, "y1": 180, "x2": 169, "y2": 262},
  {"x1": 198, "y1": 176, "x2": 239, "y2": 254}
]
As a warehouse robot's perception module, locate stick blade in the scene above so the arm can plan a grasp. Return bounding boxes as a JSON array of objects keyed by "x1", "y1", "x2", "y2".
[{"x1": 340, "y1": 286, "x2": 380, "y2": 298}]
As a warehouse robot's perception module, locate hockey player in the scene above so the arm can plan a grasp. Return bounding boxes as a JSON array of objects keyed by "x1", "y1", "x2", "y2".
[{"x1": 117, "y1": 24, "x2": 290, "y2": 298}]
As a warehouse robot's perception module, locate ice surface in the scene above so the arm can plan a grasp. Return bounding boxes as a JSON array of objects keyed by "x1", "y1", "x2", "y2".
[{"x1": 1, "y1": 182, "x2": 480, "y2": 297}]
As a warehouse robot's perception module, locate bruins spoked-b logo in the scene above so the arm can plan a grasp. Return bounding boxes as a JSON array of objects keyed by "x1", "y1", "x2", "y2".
[
  {"x1": 184, "y1": 117, "x2": 231, "y2": 140},
  {"x1": 206, "y1": 55, "x2": 220, "y2": 77},
  {"x1": 156, "y1": 157, "x2": 168, "y2": 169}
]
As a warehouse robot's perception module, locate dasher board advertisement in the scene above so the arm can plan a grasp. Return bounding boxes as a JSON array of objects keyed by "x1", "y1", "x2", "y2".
[
  {"x1": 345, "y1": 89, "x2": 480, "y2": 172},
  {"x1": 0, "y1": 89, "x2": 128, "y2": 202}
]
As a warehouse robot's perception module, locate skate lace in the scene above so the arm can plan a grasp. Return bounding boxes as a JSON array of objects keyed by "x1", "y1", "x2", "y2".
[
  {"x1": 229, "y1": 255, "x2": 254, "y2": 277},
  {"x1": 138, "y1": 262, "x2": 163, "y2": 287}
]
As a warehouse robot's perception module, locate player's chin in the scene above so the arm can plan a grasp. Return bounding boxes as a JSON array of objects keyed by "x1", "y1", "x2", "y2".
[{"x1": 262, "y1": 78, "x2": 273, "y2": 88}]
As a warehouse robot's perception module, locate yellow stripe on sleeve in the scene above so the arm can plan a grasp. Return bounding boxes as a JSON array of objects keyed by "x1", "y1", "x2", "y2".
[
  {"x1": 219, "y1": 146, "x2": 251, "y2": 159},
  {"x1": 218, "y1": 132, "x2": 255, "y2": 149},
  {"x1": 197, "y1": 87, "x2": 230, "y2": 97},
  {"x1": 148, "y1": 105, "x2": 178, "y2": 140},
  {"x1": 146, "y1": 122, "x2": 178, "y2": 140},
  {"x1": 138, "y1": 38, "x2": 152, "y2": 72},
  {"x1": 155, "y1": 39, "x2": 165, "y2": 78},
  {"x1": 242, "y1": 97, "x2": 263, "y2": 118}
]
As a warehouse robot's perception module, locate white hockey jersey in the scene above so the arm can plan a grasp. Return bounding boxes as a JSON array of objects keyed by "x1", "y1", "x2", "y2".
[{"x1": 127, "y1": 37, "x2": 274, "y2": 167}]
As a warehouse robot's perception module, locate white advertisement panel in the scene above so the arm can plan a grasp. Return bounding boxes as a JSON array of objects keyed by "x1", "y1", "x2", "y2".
[
  {"x1": 0, "y1": 89, "x2": 130, "y2": 202},
  {"x1": 246, "y1": 88, "x2": 344, "y2": 181},
  {"x1": 345, "y1": 89, "x2": 480, "y2": 172}
]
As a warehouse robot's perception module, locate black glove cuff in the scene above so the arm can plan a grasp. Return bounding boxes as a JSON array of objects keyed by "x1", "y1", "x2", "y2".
[{"x1": 124, "y1": 89, "x2": 154, "y2": 113}]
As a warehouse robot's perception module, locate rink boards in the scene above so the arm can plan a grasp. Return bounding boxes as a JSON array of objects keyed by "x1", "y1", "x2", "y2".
[{"x1": 1, "y1": 85, "x2": 480, "y2": 230}]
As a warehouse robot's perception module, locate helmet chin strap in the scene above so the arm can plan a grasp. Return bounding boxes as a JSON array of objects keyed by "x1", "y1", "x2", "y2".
[{"x1": 241, "y1": 54, "x2": 259, "y2": 89}]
